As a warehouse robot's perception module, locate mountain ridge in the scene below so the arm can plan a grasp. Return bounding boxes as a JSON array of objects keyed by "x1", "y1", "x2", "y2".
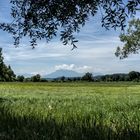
[{"x1": 44, "y1": 69, "x2": 83, "y2": 78}]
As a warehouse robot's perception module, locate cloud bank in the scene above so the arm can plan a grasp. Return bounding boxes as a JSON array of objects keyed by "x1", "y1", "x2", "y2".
[{"x1": 55, "y1": 64, "x2": 93, "y2": 73}]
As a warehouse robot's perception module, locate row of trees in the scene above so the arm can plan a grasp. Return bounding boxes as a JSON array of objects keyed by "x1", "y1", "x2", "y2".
[
  {"x1": 53, "y1": 71, "x2": 140, "y2": 82},
  {"x1": 95, "y1": 71, "x2": 140, "y2": 82},
  {"x1": 17, "y1": 74, "x2": 48, "y2": 82},
  {"x1": 2, "y1": 70, "x2": 140, "y2": 82},
  {"x1": 14, "y1": 71, "x2": 140, "y2": 83}
]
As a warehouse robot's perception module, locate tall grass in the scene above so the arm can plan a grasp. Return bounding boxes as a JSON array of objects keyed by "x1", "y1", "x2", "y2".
[{"x1": 0, "y1": 82, "x2": 140, "y2": 139}]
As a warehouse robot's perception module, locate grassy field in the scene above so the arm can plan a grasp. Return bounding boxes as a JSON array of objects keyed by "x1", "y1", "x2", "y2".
[{"x1": 0, "y1": 82, "x2": 140, "y2": 140}]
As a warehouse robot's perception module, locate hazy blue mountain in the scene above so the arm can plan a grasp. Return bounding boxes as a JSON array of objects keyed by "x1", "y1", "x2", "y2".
[{"x1": 44, "y1": 69, "x2": 83, "y2": 78}]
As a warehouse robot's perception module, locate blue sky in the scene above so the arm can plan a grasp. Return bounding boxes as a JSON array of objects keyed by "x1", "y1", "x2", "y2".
[{"x1": 0, "y1": 0, "x2": 140, "y2": 76}]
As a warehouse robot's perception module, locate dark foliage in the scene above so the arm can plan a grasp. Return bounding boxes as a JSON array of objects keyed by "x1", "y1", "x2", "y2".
[
  {"x1": 95, "y1": 71, "x2": 140, "y2": 82},
  {"x1": 81, "y1": 72, "x2": 93, "y2": 81},
  {"x1": 115, "y1": 18, "x2": 140, "y2": 59},
  {"x1": 0, "y1": 48, "x2": 16, "y2": 81},
  {"x1": 16, "y1": 75, "x2": 25, "y2": 82},
  {"x1": 31, "y1": 74, "x2": 41, "y2": 82}
]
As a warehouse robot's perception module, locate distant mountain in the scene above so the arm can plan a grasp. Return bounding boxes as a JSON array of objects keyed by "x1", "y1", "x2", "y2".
[{"x1": 44, "y1": 69, "x2": 83, "y2": 78}]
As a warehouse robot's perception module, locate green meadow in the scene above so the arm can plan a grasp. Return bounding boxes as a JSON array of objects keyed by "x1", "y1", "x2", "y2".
[{"x1": 0, "y1": 82, "x2": 140, "y2": 140}]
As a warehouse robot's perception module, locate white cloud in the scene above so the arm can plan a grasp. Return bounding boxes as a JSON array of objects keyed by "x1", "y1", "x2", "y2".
[
  {"x1": 55, "y1": 64, "x2": 75, "y2": 70},
  {"x1": 54, "y1": 64, "x2": 93, "y2": 73}
]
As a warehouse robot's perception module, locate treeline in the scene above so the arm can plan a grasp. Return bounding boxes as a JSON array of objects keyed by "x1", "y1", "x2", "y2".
[
  {"x1": 17, "y1": 74, "x2": 48, "y2": 82},
  {"x1": 95, "y1": 71, "x2": 140, "y2": 82},
  {"x1": 14, "y1": 71, "x2": 140, "y2": 82},
  {"x1": 51, "y1": 72, "x2": 140, "y2": 82}
]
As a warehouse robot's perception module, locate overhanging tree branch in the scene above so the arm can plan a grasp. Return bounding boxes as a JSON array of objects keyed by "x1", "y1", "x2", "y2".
[{"x1": 0, "y1": 0, "x2": 139, "y2": 48}]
